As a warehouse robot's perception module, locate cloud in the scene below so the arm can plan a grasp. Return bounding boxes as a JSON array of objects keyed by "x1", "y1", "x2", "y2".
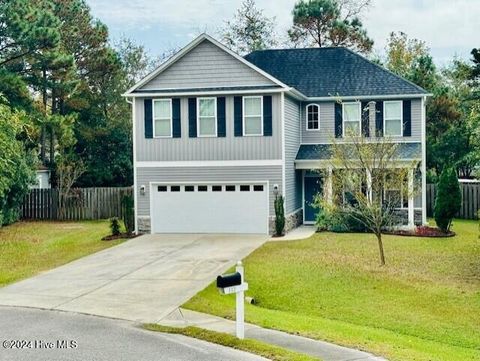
[{"x1": 87, "y1": 0, "x2": 477, "y2": 63}]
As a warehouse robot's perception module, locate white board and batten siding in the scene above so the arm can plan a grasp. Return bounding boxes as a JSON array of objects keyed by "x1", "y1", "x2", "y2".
[{"x1": 139, "y1": 40, "x2": 276, "y2": 90}]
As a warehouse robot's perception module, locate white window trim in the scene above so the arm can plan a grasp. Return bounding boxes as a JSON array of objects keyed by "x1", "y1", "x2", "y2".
[
  {"x1": 342, "y1": 102, "x2": 361, "y2": 137},
  {"x1": 305, "y1": 103, "x2": 320, "y2": 131},
  {"x1": 197, "y1": 97, "x2": 217, "y2": 137},
  {"x1": 243, "y1": 95, "x2": 264, "y2": 136},
  {"x1": 383, "y1": 100, "x2": 403, "y2": 137},
  {"x1": 153, "y1": 98, "x2": 173, "y2": 138}
]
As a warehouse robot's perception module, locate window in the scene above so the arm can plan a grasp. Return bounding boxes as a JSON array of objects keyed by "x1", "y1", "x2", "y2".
[
  {"x1": 253, "y1": 185, "x2": 264, "y2": 192},
  {"x1": 185, "y1": 186, "x2": 195, "y2": 192},
  {"x1": 197, "y1": 98, "x2": 217, "y2": 137},
  {"x1": 225, "y1": 185, "x2": 236, "y2": 192},
  {"x1": 171, "y1": 185, "x2": 180, "y2": 192},
  {"x1": 158, "y1": 186, "x2": 167, "y2": 192},
  {"x1": 212, "y1": 185, "x2": 222, "y2": 192},
  {"x1": 383, "y1": 171, "x2": 408, "y2": 208},
  {"x1": 343, "y1": 102, "x2": 361, "y2": 136},
  {"x1": 153, "y1": 99, "x2": 172, "y2": 137},
  {"x1": 306, "y1": 104, "x2": 320, "y2": 130},
  {"x1": 384, "y1": 101, "x2": 403, "y2": 136},
  {"x1": 198, "y1": 185, "x2": 208, "y2": 192},
  {"x1": 240, "y1": 185, "x2": 250, "y2": 192},
  {"x1": 243, "y1": 96, "x2": 263, "y2": 136}
]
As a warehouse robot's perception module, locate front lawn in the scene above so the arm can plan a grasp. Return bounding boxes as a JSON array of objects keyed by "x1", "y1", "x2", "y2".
[
  {"x1": 0, "y1": 220, "x2": 123, "y2": 287},
  {"x1": 184, "y1": 219, "x2": 480, "y2": 361}
]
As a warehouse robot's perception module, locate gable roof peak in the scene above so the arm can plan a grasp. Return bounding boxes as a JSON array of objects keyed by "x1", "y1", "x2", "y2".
[{"x1": 123, "y1": 33, "x2": 289, "y2": 95}]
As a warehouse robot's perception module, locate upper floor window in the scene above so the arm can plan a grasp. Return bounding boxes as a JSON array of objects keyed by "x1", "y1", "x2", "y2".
[
  {"x1": 384, "y1": 101, "x2": 403, "y2": 136},
  {"x1": 197, "y1": 97, "x2": 217, "y2": 137},
  {"x1": 306, "y1": 104, "x2": 320, "y2": 130},
  {"x1": 243, "y1": 96, "x2": 263, "y2": 136},
  {"x1": 153, "y1": 99, "x2": 172, "y2": 137},
  {"x1": 343, "y1": 102, "x2": 361, "y2": 136}
]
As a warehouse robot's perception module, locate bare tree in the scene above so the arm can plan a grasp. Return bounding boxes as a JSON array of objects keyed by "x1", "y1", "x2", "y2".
[
  {"x1": 319, "y1": 120, "x2": 419, "y2": 265},
  {"x1": 222, "y1": 0, "x2": 278, "y2": 55},
  {"x1": 56, "y1": 155, "x2": 85, "y2": 220}
]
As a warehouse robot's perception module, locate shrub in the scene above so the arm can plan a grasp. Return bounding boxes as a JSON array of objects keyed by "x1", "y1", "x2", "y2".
[
  {"x1": 110, "y1": 217, "x2": 121, "y2": 236},
  {"x1": 0, "y1": 102, "x2": 36, "y2": 227},
  {"x1": 121, "y1": 194, "x2": 135, "y2": 234},
  {"x1": 274, "y1": 194, "x2": 285, "y2": 236},
  {"x1": 314, "y1": 197, "x2": 367, "y2": 233},
  {"x1": 434, "y1": 167, "x2": 461, "y2": 232}
]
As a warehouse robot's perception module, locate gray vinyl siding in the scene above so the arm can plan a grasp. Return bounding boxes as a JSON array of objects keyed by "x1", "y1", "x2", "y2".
[
  {"x1": 136, "y1": 166, "x2": 282, "y2": 216},
  {"x1": 284, "y1": 95, "x2": 302, "y2": 214},
  {"x1": 301, "y1": 99, "x2": 422, "y2": 143},
  {"x1": 135, "y1": 94, "x2": 282, "y2": 161},
  {"x1": 139, "y1": 40, "x2": 275, "y2": 90}
]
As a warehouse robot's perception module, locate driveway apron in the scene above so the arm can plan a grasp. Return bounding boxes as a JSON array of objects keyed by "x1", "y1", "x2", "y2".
[{"x1": 0, "y1": 233, "x2": 266, "y2": 322}]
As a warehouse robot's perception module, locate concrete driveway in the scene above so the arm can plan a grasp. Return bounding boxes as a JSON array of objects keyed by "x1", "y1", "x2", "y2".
[{"x1": 0, "y1": 233, "x2": 266, "y2": 322}]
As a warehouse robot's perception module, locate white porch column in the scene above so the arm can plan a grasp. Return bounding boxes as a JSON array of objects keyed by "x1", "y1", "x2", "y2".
[
  {"x1": 326, "y1": 167, "x2": 333, "y2": 204},
  {"x1": 366, "y1": 168, "x2": 372, "y2": 204},
  {"x1": 408, "y1": 168, "x2": 415, "y2": 228}
]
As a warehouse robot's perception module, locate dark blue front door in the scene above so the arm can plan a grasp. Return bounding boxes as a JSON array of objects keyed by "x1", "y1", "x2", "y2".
[{"x1": 304, "y1": 176, "x2": 322, "y2": 223}]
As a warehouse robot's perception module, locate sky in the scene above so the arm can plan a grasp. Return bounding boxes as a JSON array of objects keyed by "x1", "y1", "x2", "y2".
[{"x1": 86, "y1": 0, "x2": 478, "y2": 66}]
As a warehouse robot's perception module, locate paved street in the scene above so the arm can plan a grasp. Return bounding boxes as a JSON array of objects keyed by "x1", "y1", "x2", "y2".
[
  {"x1": 0, "y1": 306, "x2": 266, "y2": 361},
  {"x1": 0, "y1": 233, "x2": 266, "y2": 322}
]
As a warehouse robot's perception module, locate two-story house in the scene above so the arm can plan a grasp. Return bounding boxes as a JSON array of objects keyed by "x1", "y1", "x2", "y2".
[{"x1": 124, "y1": 34, "x2": 429, "y2": 235}]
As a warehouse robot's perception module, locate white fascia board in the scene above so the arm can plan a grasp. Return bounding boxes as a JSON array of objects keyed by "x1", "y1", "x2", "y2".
[
  {"x1": 294, "y1": 159, "x2": 420, "y2": 169},
  {"x1": 304, "y1": 93, "x2": 432, "y2": 101},
  {"x1": 124, "y1": 33, "x2": 290, "y2": 96},
  {"x1": 136, "y1": 160, "x2": 283, "y2": 168},
  {"x1": 124, "y1": 87, "x2": 290, "y2": 98}
]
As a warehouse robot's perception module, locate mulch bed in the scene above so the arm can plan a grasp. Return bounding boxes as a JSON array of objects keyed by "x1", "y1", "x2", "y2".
[
  {"x1": 386, "y1": 226, "x2": 455, "y2": 238},
  {"x1": 101, "y1": 233, "x2": 138, "y2": 241}
]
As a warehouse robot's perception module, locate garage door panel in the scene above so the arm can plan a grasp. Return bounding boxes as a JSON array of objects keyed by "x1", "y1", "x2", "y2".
[{"x1": 151, "y1": 183, "x2": 268, "y2": 234}]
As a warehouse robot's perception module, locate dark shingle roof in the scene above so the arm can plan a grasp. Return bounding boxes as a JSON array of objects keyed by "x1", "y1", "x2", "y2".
[
  {"x1": 245, "y1": 47, "x2": 428, "y2": 97},
  {"x1": 296, "y1": 143, "x2": 421, "y2": 161}
]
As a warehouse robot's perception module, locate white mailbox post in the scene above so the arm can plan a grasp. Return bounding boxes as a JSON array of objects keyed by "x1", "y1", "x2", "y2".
[{"x1": 216, "y1": 261, "x2": 248, "y2": 339}]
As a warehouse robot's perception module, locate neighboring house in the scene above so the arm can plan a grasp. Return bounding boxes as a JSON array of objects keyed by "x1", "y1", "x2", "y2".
[
  {"x1": 124, "y1": 34, "x2": 429, "y2": 235},
  {"x1": 31, "y1": 166, "x2": 51, "y2": 189}
]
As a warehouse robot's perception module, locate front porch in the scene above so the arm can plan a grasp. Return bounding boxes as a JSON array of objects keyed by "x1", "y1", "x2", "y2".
[{"x1": 295, "y1": 143, "x2": 426, "y2": 228}]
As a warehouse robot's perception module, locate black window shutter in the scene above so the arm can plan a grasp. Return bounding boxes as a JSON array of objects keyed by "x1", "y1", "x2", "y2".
[
  {"x1": 144, "y1": 99, "x2": 153, "y2": 138},
  {"x1": 172, "y1": 98, "x2": 181, "y2": 138},
  {"x1": 403, "y1": 100, "x2": 412, "y2": 137},
  {"x1": 334, "y1": 102, "x2": 342, "y2": 138},
  {"x1": 375, "y1": 101, "x2": 384, "y2": 137},
  {"x1": 188, "y1": 98, "x2": 197, "y2": 138},
  {"x1": 263, "y1": 95, "x2": 272, "y2": 136},
  {"x1": 361, "y1": 101, "x2": 370, "y2": 137},
  {"x1": 234, "y1": 96, "x2": 243, "y2": 137},
  {"x1": 217, "y1": 97, "x2": 226, "y2": 137}
]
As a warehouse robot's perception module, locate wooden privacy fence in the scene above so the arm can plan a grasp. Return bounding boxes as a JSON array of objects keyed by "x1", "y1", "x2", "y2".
[
  {"x1": 426, "y1": 183, "x2": 480, "y2": 219},
  {"x1": 21, "y1": 187, "x2": 133, "y2": 221}
]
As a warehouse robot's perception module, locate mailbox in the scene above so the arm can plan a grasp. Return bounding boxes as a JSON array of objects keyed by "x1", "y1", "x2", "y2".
[{"x1": 216, "y1": 272, "x2": 242, "y2": 289}]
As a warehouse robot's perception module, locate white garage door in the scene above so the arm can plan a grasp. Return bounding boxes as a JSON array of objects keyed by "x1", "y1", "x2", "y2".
[{"x1": 151, "y1": 183, "x2": 269, "y2": 234}]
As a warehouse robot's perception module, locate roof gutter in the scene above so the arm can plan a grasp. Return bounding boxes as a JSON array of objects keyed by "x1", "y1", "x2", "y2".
[
  {"x1": 122, "y1": 87, "x2": 291, "y2": 98},
  {"x1": 304, "y1": 93, "x2": 433, "y2": 101}
]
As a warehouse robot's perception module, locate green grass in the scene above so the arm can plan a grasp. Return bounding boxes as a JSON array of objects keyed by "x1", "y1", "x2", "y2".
[
  {"x1": 143, "y1": 324, "x2": 319, "y2": 361},
  {"x1": 0, "y1": 220, "x2": 123, "y2": 287},
  {"x1": 184, "y1": 219, "x2": 480, "y2": 361}
]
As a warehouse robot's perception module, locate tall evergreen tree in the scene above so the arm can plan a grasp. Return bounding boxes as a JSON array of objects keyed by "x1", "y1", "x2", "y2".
[{"x1": 288, "y1": 0, "x2": 373, "y2": 53}]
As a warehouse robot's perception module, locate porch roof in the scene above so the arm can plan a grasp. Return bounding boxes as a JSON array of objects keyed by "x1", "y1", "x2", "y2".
[{"x1": 295, "y1": 142, "x2": 422, "y2": 163}]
